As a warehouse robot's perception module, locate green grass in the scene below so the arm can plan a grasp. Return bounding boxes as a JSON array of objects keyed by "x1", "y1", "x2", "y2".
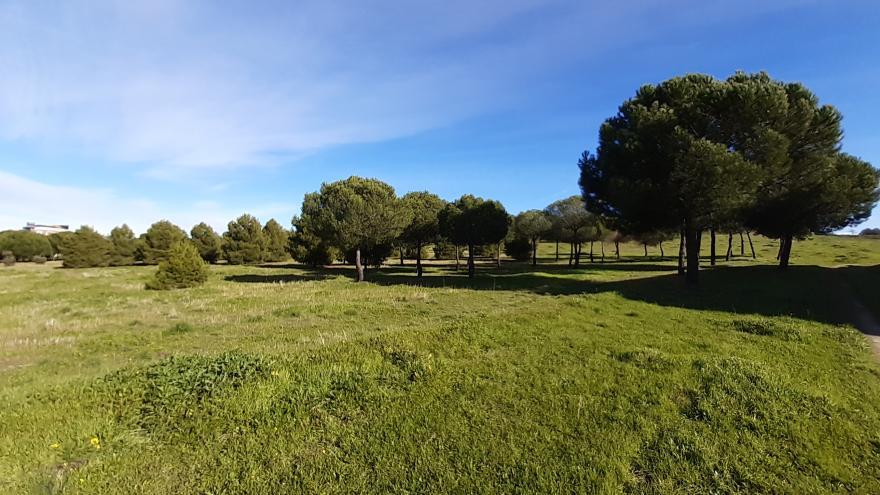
[{"x1": 1, "y1": 234, "x2": 880, "y2": 493}]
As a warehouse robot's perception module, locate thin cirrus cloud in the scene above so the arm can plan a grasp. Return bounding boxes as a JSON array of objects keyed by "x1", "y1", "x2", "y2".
[{"x1": 0, "y1": 0, "x2": 805, "y2": 173}]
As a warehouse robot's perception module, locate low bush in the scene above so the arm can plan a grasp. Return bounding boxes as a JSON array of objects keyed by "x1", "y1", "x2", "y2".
[
  {"x1": 2, "y1": 250, "x2": 14, "y2": 266},
  {"x1": 32, "y1": 256, "x2": 47, "y2": 264},
  {"x1": 504, "y1": 237, "x2": 532, "y2": 261},
  {"x1": 146, "y1": 241, "x2": 210, "y2": 290}
]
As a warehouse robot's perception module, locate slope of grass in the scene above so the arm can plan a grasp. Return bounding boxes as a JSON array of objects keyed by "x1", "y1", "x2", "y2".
[{"x1": 1, "y1": 234, "x2": 879, "y2": 493}]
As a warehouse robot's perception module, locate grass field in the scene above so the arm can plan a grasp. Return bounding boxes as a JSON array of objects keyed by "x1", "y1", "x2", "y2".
[{"x1": 2, "y1": 234, "x2": 880, "y2": 493}]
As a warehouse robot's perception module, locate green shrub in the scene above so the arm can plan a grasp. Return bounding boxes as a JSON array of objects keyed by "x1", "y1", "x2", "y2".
[
  {"x1": 2, "y1": 250, "x2": 14, "y2": 266},
  {"x1": 32, "y1": 255, "x2": 47, "y2": 264},
  {"x1": 109, "y1": 224, "x2": 137, "y2": 266},
  {"x1": 140, "y1": 220, "x2": 187, "y2": 265},
  {"x1": 190, "y1": 222, "x2": 222, "y2": 263},
  {"x1": 146, "y1": 241, "x2": 210, "y2": 290},
  {"x1": 0, "y1": 230, "x2": 53, "y2": 261},
  {"x1": 504, "y1": 237, "x2": 532, "y2": 261},
  {"x1": 61, "y1": 226, "x2": 112, "y2": 268},
  {"x1": 222, "y1": 214, "x2": 266, "y2": 265},
  {"x1": 262, "y1": 219, "x2": 290, "y2": 262}
]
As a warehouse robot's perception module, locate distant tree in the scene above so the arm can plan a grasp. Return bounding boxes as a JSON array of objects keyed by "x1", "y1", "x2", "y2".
[
  {"x1": 190, "y1": 223, "x2": 222, "y2": 263},
  {"x1": 544, "y1": 196, "x2": 597, "y2": 267},
  {"x1": 400, "y1": 191, "x2": 447, "y2": 277},
  {"x1": 636, "y1": 231, "x2": 676, "y2": 258},
  {"x1": 439, "y1": 195, "x2": 509, "y2": 278},
  {"x1": 145, "y1": 241, "x2": 209, "y2": 290},
  {"x1": 222, "y1": 214, "x2": 267, "y2": 265},
  {"x1": 109, "y1": 224, "x2": 137, "y2": 266},
  {"x1": 262, "y1": 219, "x2": 290, "y2": 262},
  {"x1": 140, "y1": 220, "x2": 187, "y2": 265},
  {"x1": 0, "y1": 230, "x2": 53, "y2": 261},
  {"x1": 721, "y1": 73, "x2": 880, "y2": 268},
  {"x1": 287, "y1": 216, "x2": 339, "y2": 267},
  {"x1": 580, "y1": 74, "x2": 763, "y2": 283},
  {"x1": 513, "y1": 210, "x2": 552, "y2": 266},
  {"x1": 860, "y1": 228, "x2": 880, "y2": 236},
  {"x1": 61, "y1": 226, "x2": 112, "y2": 268},
  {"x1": 298, "y1": 177, "x2": 411, "y2": 282}
]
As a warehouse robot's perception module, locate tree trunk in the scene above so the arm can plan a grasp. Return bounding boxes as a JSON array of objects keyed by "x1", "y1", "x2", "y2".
[
  {"x1": 416, "y1": 241, "x2": 423, "y2": 278},
  {"x1": 455, "y1": 245, "x2": 460, "y2": 271},
  {"x1": 685, "y1": 226, "x2": 701, "y2": 285},
  {"x1": 726, "y1": 233, "x2": 733, "y2": 261},
  {"x1": 496, "y1": 242, "x2": 502, "y2": 268},
  {"x1": 355, "y1": 247, "x2": 365, "y2": 282},
  {"x1": 747, "y1": 232, "x2": 756, "y2": 258},
  {"x1": 739, "y1": 233, "x2": 745, "y2": 256},
  {"x1": 643, "y1": 243, "x2": 648, "y2": 257},
  {"x1": 399, "y1": 247, "x2": 404, "y2": 266},
  {"x1": 555, "y1": 240, "x2": 559, "y2": 262},
  {"x1": 467, "y1": 243, "x2": 475, "y2": 278},
  {"x1": 659, "y1": 242, "x2": 664, "y2": 258},
  {"x1": 677, "y1": 228, "x2": 685, "y2": 276},
  {"x1": 710, "y1": 228, "x2": 716, "y2": 266},
  {"x1": 779, "y1": 235, "x2": 793, "y2": 269},
  {"x1": 776, "y1": 240, "x2": 783, "y2": 260},
  {"x1": 568, "y1": 243, "x2": 573, "y2": 266},
  {"x1": 601, "y1": 241, "x2": 605, "y2": 263},
  {"x1": 574, "y1": 243, "x2": 581, "y2": 267},
  {"x1": 532, "y1": 238, "x2": 538, "y2": 266},
  {"x1": 589, "y1": 241, "x2": 594, "y2": 263},
  {"x1": 615, "y1": 241, "x2": 620, "y2": 259}
]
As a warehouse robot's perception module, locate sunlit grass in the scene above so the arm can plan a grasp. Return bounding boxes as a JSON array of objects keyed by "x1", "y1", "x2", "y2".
[{"x1": 1, "y1": 234, "x2": 879, "y2": 493}]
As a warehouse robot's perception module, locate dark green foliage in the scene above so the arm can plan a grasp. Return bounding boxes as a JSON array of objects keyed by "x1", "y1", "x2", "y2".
[
  {"x1": 400, "y1": 191, "x2": 447, "y2": 276},
  {"x1": 222, "y1": 214, "x2": 267, "y2": 265},
  {"x1": 95, "y1": 352, "x2": 269, "y2": 431},
  {"x1": 581, "y1": 74, "x2": 763, "y2": 282},
  {"x1": 439, "y1": 195, "x2": 510, "y2": 277},
  {"x1": 344, "y1": 243, "x2": 393, "y2": 268},
  {"x1": 513, "y1": 210, "x2": 552, "y2": 265},
  {"x1": 861, "y1": 228, "x2": 880, "y2": 236},
  {"x1": 287, "y1": 217, "x2": 339, "y2": 266},
  {"x1": 109, "y1": 224, "x2": 137, "y2": 266},
  {"x1": 146, "y1": 241, "x2": 209, "y2": 290},
  {"x1": 2, "y1": 251, "x2": 14, "y2": 266},
  {"x1": 581, "y1": 72, "x2": 878, "y2": 278},
  {"x1": 262, "y1": 219, "x2": 289, "y2": 262},
  {"x1": 47, "y1": 231, "x2": 74, "y2": 257},
  {"x1": 0, "y1": 230, "x2": 53, "y2": 261},
  {"x1": 504, "y1": 237, "x2": 532, "y2": 261},
  {"x1": 190, "y1": 223, "x2": 222, "y2": 263},
  {"x1": 140, "y1": 220, "x2": 187, "y2": 265},
  {"x1": 298, "y1": 176, "x2": 411, "y2": 281},
  {"x1": 61, "y1": 226, "x2": 113, "y2": 268},
  {"x1": 32, "y1": 256, "x2": 47, "y2": 264}
]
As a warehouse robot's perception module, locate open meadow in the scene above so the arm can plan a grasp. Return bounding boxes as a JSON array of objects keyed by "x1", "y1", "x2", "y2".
[{"x1": 2, "y1": 234, "x2": 880, "y2": 493}]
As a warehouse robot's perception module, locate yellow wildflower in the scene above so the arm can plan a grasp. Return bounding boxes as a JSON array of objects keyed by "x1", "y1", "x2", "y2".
[
  {"x1": 50, "y1": 443, "x2": 61, "y2": 449},
  {"x1": 90, "y1": 436, "x2": 101, "y2": 449}
]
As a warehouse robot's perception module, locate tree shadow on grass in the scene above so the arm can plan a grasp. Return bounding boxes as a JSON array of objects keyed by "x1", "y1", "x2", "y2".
[{"x1": 225, "y1": 261, "x2": 880, "y2": 327}]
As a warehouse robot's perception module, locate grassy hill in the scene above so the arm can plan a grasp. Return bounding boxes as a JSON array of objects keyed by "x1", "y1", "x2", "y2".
[{"x1": 1, "y1": 234, "x2": 879, "y2": 493}]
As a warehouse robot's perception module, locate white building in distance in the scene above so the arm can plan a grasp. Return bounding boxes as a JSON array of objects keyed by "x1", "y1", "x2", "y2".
[{"x1": 23, "y1": 223, "x2": 69, "y2": 235}]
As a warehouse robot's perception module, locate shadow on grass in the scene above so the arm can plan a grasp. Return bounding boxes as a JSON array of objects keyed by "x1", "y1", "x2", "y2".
[{"x1": 226, "y1": 261, "x2": 880, "y2": 327}]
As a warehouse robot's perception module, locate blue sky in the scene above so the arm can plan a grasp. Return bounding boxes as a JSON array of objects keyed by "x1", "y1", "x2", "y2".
[{"x1": 1, "y1": 0, "x2": 878, "y2": 234}]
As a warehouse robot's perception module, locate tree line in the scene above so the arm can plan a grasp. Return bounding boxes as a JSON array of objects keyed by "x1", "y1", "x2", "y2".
[{"x1": 2, "y1": 71, "x2": 876, "y2": 286}]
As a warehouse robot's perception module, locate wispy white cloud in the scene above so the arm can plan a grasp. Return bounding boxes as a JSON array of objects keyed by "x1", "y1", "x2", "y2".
[
  {"x1": 0, "y1": 0, "x2": 804, "y2": 173},
  {"x1": 0, "y1": 171, "x2": 294, "y2": 234}
]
